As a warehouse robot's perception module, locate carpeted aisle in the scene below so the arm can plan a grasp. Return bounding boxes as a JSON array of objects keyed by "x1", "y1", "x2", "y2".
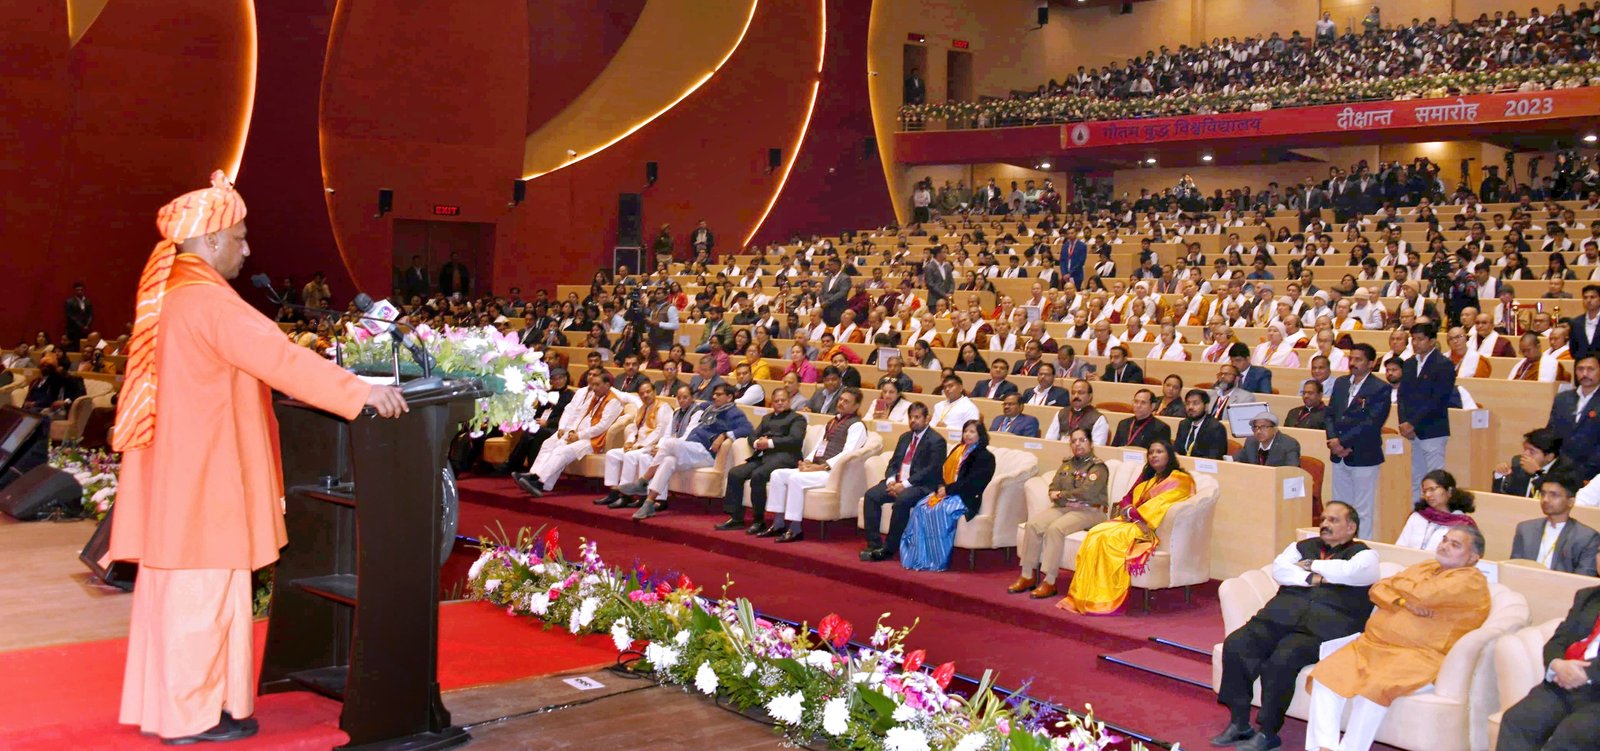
[{"x1": 0, "y1": 600, "x2": 618, "y2": 750}]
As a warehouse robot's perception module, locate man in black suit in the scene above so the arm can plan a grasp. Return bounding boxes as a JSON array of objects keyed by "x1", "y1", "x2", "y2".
[
  {"x1": 438, "y1": 251, "x2": 470, "y2": 297},
  {"x1": 860, "y1": 402, "x2": 947, "y2": 562},
  {"x1": 1285, "y1": 380, "x2": 1327, "y2": 430},
  {"x1": 400, "y1": 255, "x2": 429, "y2": 299},
  {"x1": 923, "y1": 246, "x2": 954, "y2": 311},
  {"x1": 689, "y1": 219, "x2": 715, "y2": 258},
  {"x1": 1548, "y1": 355, "x2": 1600, "y2": 480},
  {"x1": 1494, "y1": 428, "x2": 1575, "y2": 497},
  {"x1": 1213, "y1": 502, "x2": 1380, "y2": 751},
  {"x1": 502, "y1": 368, "x2": 573, "y2": 472},
  {"x1": 1569, "y1": 284, "x2": 1600, "y2": 361},
  {"x1": 64, "y1": 282, "x2": 94, "y2": 345},
  {"x1": 971, "y1": 359, "x2": 1018, "y2": 400},
  {"x1": 1111, "y1": 389, "x2": 1171, "y2": 449},
  {"x1": 1398, "y1": 322, "x2": 1455, "y2": 500},
  {"x1": 716, "y1": 385, "x2": 808, "y2": 534},
  {"x1": 1021, "y1": 363, "x2": 1070, "y2": 407},
  {"x1": 1100, "y1": 346, "x2": 1144, "y2": 384},
  {"x1": 1495, "y1": 583, "x2": 1600, "y2": 751},
  {"x1": 819, "y1": 256, "x2": 852, "y2": 327},
  {"x1": 1175, "y1": 389, "x2": 1229, "y2": 459},
  {"x1": 1326, "y1": 343, "x2": 1392, "y2": 539}
]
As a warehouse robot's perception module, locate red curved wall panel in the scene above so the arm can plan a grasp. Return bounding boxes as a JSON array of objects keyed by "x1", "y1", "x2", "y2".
[
  {"x1": 0, "y1": 1, "x2": 69, "y2": 342},
  {"x1": 525, "y1": 0, "x2": 646, "y2": 135},
  {"x1": 320, "y1": 0, "x2": 530, "y2": 295}
]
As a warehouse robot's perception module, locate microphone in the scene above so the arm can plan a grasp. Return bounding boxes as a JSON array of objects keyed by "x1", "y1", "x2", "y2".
[{"x1": 354, "y1": 293, "x2": 435, "y2": 376}]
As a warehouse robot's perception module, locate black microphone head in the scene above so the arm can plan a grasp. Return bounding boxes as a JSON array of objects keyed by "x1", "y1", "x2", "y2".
[
  {"x1": 251, "y1": 273, "x2": 272, "y2": 289},
  {"x1": 353, "y1": 293, "x2": 375, "y2": 312}
]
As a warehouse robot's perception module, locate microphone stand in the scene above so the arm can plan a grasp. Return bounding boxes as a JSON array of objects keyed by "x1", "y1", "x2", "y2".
[{"x1": 255, "y1": 279, "x2": 432, "y2": 379}]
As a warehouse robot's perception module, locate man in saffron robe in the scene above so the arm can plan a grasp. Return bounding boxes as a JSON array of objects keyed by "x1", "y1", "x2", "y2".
[
  {"x1": 1304, "y1": 526, "x2": 1492, "y2": 751},
  {"x1": 111, "y1": 172, "x2": 408, "y2": 744}
]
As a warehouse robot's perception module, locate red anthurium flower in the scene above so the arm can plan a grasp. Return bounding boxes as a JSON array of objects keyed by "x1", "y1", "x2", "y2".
[
  {"x1": 655, "y1": 581, "x2": 674, "y2": 598},
  {"x1": 932, "y1": 662, "x2": 956, "y2": 690},
  {"x1": 817, "y1": 613, "x2": 854, "y2": 648},
  {"x1": 676, "y1": 574, "x2": 695, "y2": 592},
  {"x1": 541, "y1": 528, "x2": 560, "y2": 554},
  {"x1": 904, "y1": 649, "x2": 926, "y2": 674}
]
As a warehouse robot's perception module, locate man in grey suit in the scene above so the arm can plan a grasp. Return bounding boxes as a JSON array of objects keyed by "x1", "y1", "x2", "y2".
[
  {"x1": 1233, "y1": 411, "x2": 1302, "y2": 467},
  {"x1": 819, "y1": 257, "x2": 852, "y2": 326},
  {"x1": 923, "y1": 246, "x2": 954, "y2": 311},
  {"x1": 1511, "y1": 474, "x2": 1600, "y2": 576},
  {"x1": 807, "y1": 366, "x2": 845, "y2": 415},
  {"x1": 1209, "y1": 363, "x2": 1255, "y2": 421}
]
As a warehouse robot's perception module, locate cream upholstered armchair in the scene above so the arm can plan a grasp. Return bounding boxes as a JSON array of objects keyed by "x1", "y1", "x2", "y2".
[
  {"x1": 950, "y1": 446, "x2": 1039, "y2": 563},
  {"x1": 797, "y1": 431, "x2": 884, "y2": 538},
  {"x1": 666, "y1": 418, "x2": 751, "y2": 499},
  {"x1": 1209, "y1": 563, "x2": 1531, "y2": 751},
  {"x1": 1487, "y1": 619, "x2": 1560, "y2": 750},
  {"x1": 1014, "y1": 458, "x2": 1129, "y2": 574},
  {"x1": 1048, "y1": 471, "x2": 1220, "y2": 609}
]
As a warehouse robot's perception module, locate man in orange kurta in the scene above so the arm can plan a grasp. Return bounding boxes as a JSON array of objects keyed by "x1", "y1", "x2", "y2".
[
  {"x1": 1303, "y1": 526, "x2": 1492, "y2": 751},
  {"x1": 110, "y1": 172, "x2": 408, "y2": 744}
]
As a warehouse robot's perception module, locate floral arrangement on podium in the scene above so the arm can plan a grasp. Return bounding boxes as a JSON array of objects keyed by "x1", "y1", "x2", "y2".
[
  {"x1": 337, "y1": 324, "x2": 555, "y2": 435},
  {"x1": 47, "y1": 445, "x2": 120, "y2": 521},
  {"x1": 467, "y1": 527, "x2": 1143, "y2": 751}
]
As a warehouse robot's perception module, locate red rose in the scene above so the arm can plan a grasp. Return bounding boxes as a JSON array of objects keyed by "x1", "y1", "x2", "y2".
[
  {"x1": 932, "y1": 662, "x2": 956, "y2": 690},
  {"x1": 904, "y1": 649, "x2": 926, "y2": 673},
  {"x1": 817, "y1": 613, "x2": 854, "y2": 648}
]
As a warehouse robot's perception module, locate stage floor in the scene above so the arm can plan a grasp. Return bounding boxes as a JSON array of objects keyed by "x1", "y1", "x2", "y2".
[{"x1": 0, "y1": 517, "x2": 130, "y2": 651}]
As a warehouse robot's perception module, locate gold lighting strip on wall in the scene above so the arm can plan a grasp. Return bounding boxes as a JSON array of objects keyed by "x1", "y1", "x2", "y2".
[
  {"x1": 521, "y1": 0, "x2": 760, "y2": 180},
  {"x1": 225, "y1": 0, "x2": 258, "y2": 181},
  {"x1": 741, "y1": 0, "x2": 826, "y2": 247}
]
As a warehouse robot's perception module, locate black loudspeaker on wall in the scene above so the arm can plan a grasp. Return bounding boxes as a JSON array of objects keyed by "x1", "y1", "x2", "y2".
[
  {"x1": 1120, "y1": 1, "x2": 1134, "y2": 14},
  {"x1": 377, "y1": 188, "x2": 394, "y2": 217},
  {"x1": 0, "y1": 465, "x2": 81, "y2": 520},
  {"x1": 864, "y1": 136, "x2": 877, "y2": 160},
  {"x1": 645, "y1": 161, "x2": 658, "y2": 186},
  {"x1": 1036, "y1": 5, "x2": 1048, "y2": 25},
  {"x1": 80, "y1": 506, "x2": 138, "y2": 591},
  {"x1": 617, "y1": 192, "x2": 643, "y2": 247},
  {"x1": 511, "y1": 179, "x2": 527, "y2": 205},
  {"x1": 767, "y1": 148, "x2": 783, "y2": 173}
]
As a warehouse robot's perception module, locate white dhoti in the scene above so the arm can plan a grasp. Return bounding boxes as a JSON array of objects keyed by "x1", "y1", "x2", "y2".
[
  {"x1": 604, "y1": 447, "x2": 654, "y2": 487},
  {"x1": 529, "y1": 438, "x2": 596, "y2": 490},
  {"x1": 1306, "y1": 678, "x2": 1389, "y2": 751},
  {"x1": 121, "y1": 568, "x2": 254, "y2": 739},
  {"x1": 646, "y1": 438, "x2": 715, "y2": 496},
  {"x1": 766, "y1": 467, "x2": 831, "y2": 522}
]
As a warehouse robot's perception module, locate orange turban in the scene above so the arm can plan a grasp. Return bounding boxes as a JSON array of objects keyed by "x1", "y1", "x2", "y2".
[{"x1": 113, "y1": 171, "x2": 246, "y2": 452}]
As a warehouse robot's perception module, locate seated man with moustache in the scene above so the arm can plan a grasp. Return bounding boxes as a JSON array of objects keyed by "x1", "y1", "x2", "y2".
[
  {"x1": 1285, "y1": 380, "x2": 1327, "y2": 430},
  {"x1": 759, "y1": 387, "x2": 868, "y2": 543},
  {"x1": 1111, "y1": 388, "x2": 1171, "y2": 449},
  {"x1": 715, "y1": 384, "x2": 808, "y2": 534},
  {"x1": 989, "y1": 393, "x2": 1040, "y2": 437},
  {"x1": 1009, "y1": 428, "x2": 1108, "y2": 599},
  {"x1": 1174, "y1": 388, "x2": 1229, "y2": 459},
  {"x1": 1232, "y1": 411, "x2": 1301, "y2": 467}
]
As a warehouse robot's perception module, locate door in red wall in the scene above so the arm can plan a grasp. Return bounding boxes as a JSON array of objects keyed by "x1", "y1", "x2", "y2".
[{"x1": 390, "y1": 220, "x2": 496, "y2": 301}]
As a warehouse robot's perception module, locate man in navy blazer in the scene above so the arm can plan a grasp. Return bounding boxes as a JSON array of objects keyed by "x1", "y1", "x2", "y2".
[
  {"x1": 1325, "y1": 343, "x2": 1392, "y2": 538},
  {"x1": 1397, "y1": 322, "x2": 1455, "y2": 500},
  {"x1": 990, "y1": 394, "x2": 1041, "y2": 438},
  {"x1": 1020, "y1": 363, "x2": 1071, "y2": 407},
  {"x1": 970, "y1": 359, "x2": 1019, "y2": 401},
  {"x1": 1059, "y1": 229, "x2": 1088, "y2": 288},
  {"x1": 1547, "y1": 355, "x2": 1600, "y2": 480},
  {"x1": 1567, "y1": 285, "x2": 1600, "y2": 361},
  {"x1": 1231, "y1": 343, "x2": 1274, "y2": 394},
  {"x1": 860, "y1": 402, "x2": 948, "y2": 562}
]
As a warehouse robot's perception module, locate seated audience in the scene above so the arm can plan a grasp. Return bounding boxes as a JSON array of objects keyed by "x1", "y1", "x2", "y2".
[
  {"x1": 1045, "y1": 378, "x2": 1109, "y2": 444},
  {"x1": 592, "y1": 381, "x2": 673, "y2": 507},
  {"x1": 1494, "y1": 428, "x2": 1576, "y2": 497},
  {"x1": 1510, "y1": 473, "x2": 1600, "y2": 576},
  {"x1": 503, "y1": 368, "x2": 573, "y2": 473},
  {"x1": 1100, "y1": 346, "x2": 1145, "y2": 384},
  {"x1": 517, "y1": 370, "x2": 624, "y2": 497},
  {"x1": 971, "y1": 357, "x2": 1018, "y2": 400},
  {"x1": 1394, "y1": 469, "x2": 1477, "y2": 551},
  {"x1": 1010, "y1": 428, "x2": 1109, "y2": 599},
  {"x1": 867, "y1": 380, "x2": 912, "y2": 422},
  {"x1": 617, "y1": 383, "x2": 752, "y2": 519},
  {"x1": 1060, "y1": 439, "x2": 1195, "y2": 615},
  {"x1": 900, "y1": 419, "x2": 996, "y2": 571},
  {"x1": 806, "y1": 366, "x2": 845, "y2": 414},
  {"x1": 1175, "y1": 388, "x2": 1228, "y2": 459},
  {"x1": 1022, "y1": 363, "x2": 1070, "y2": 407},
  {"x1": 1306, "y1": 527, "x2": 1491, "y2": 751},
  {"x1": 1285, "y1": 380, "x2": 1326, "y2": 429},
  {"x1": 929, "y1": 375, "x2": 980, "y2": 429}
]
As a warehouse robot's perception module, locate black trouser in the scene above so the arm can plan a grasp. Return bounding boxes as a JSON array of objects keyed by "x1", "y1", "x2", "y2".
[
  {"x1": 1216, "y1": 618, "x2": 1324, "y2": 735},
  {"x1": 860, "y1": 480, "x2": 934, "y2": 550},
  {"x1": 1497, "y1": 682, "x2": 1600, "y2": 751},
  {"x1": 722, "y1": 454, "x2": 797, "y2": 519},
  {"x1": 505, "y1": 427, "x2": 555, "y2": 472}
]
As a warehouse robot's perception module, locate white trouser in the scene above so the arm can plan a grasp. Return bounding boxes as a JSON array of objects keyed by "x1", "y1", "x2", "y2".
[
  {"x1": 645, "y1": 438, "x2": 714, "y2": 496},
  {"x1": 604, "y1": 447, "x2": 655, "y2": 487},
  {"x1": 1330, "y1": 462, "x2": 1381, "y2": 539},
  {"x1": 1409, "y1": 436, "x2": 1448, "y2": 500},
  {"x1": 766, "y1": 467, "x2": 831, "y2": 522},
  {"x1": 1306, "y1": 679, "x2": 1388, "y2": 751},
  {"x1": 530, "y1": 438, "x2": 596, "y2": 490}
]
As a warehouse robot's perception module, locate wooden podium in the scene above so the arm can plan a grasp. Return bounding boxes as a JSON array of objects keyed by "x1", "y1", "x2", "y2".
[{"x1": 259, "y1": 377, "x2": 485, "y2": 751}]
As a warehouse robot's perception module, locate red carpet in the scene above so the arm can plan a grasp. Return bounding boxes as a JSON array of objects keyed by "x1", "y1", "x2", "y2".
[{"x1": 0, "y1": 600, "x2": 617, "y2": 750}]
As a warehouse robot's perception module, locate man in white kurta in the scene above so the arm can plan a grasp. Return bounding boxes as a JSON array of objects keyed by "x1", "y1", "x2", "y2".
[
  {"x1": 595, "y1": 381, "x2": 675, "y2": 505},
  {"x1": 764, "y1": 389, "x2": 869, "y2": 541},
  {"x1": 522, "y1": 370, "x2": 623, "y2": 495},
  {"x1": 930, "y1": 376, "x2": 981, "y2": 429}
]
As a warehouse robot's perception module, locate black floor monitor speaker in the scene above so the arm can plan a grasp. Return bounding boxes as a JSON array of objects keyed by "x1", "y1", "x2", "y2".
[
  {"x1": 617, "y1": 192, "x2": 643, "y2": 247},
  {"x1": 80, "y1": 507, "x2": 138, "y2": 591},
  {"x1": 0, "y1": 406, "x2": 48, "y2": 491},
  {"x1": 0, "y1": 465, "x2": 80, "y2": 520}
]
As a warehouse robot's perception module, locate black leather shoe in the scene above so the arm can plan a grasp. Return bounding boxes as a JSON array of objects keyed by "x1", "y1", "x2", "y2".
[
  {"x1": 162, "y1": 713, "x2": 259, "y2": 745},
  {"x1": 514, "y1": 474, "x2": 544, "y2": 497},
  {"x1": 593, "y1": 492, "x2": 620, "y2": 506},
  {"x1": 745, "y1": 522, "x2": 767, "y2": 535},
  {"x1": 756, "y1": 525, "x2": 786, "y2": 538},
  {"x1": 1233, "y1": 731, "x2": 1278, "y2": 751},
  {"x1": 859, "y1": 547, "x2": 893, "y2": 562},
  {"x1": 1208, "y1": 722, "x2": 1255, "y2": 747},
  {"x1": 714, "y1": 517, "x2": 745, "y2": 531},
  {"x1": 775, "y1": 529, "x2": 804, "y2": 543}
]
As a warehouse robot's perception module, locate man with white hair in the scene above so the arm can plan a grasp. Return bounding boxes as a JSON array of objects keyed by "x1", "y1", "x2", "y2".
[{"x1": 1350, "y1": 287, "x2": 1386, "y2": 329}]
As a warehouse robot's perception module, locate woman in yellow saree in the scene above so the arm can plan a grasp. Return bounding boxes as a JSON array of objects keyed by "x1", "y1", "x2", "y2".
[{"x1": 1059, "y1": 438, "x2": 1195, "y2": 615}]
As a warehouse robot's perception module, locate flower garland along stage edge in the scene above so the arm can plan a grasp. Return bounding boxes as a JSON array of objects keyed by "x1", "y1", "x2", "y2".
[
  {"x1": 467, "y1": 527, "x2": 1148, "y2": 751},
  {"x1": 48, "y1": 444, "x2": 120, "y2": 521},
  {"x1": 337, "y1": 323, "x2": 555, "y2": 436}
]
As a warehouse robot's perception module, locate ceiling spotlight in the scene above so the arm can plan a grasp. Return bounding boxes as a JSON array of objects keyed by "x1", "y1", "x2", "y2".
[
  {"x1": 1201, "y1": 154, "x2": 1214, "y2": 162},
  {"x1": 1039, "y1": 161, "x2": 1052, "y2": 169},
  {"x1": 1585, "y1": 134, "x2": 1598, "y2": 143},
  {"x1": 1145, "y1": 157, "x2": 1157, "y2": 164}
]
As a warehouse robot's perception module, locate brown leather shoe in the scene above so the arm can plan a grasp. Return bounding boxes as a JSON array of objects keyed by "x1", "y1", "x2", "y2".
[
  {"x1": 1006, "y1": 575, "x2": 1037, "y2": 594},
  {"x1": 1029, "y1": 581, "x2": 1057, "y2": 599}
]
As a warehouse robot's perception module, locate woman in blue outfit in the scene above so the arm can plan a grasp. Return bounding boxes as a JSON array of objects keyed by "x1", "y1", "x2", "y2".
[{"x1": 900, "y1": 419, "x2": 996, "y2": 571}]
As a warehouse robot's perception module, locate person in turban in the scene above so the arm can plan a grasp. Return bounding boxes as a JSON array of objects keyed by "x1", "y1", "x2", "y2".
[{"x1": 109, "y1": 171, "x2": 409, "y2": 744}]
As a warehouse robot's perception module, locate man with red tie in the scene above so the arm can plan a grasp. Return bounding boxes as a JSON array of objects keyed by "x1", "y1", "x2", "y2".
[{"x1": 1496, "y1": 582, "x2": 1600, "y2": 750}]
